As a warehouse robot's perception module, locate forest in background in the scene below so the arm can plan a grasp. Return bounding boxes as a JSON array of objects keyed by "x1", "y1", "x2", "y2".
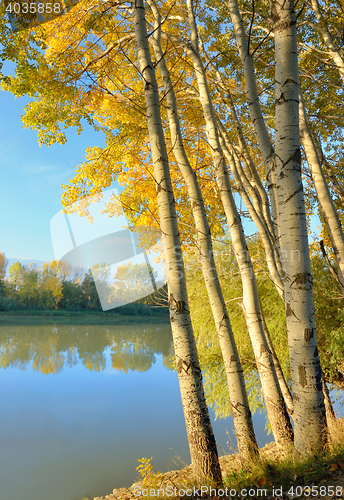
[{"x1": 0, "y1": 251, "x2": 169, "y2": 315}]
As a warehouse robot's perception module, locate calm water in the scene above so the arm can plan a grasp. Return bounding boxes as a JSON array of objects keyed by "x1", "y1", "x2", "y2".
[{"x1": 0, "y1": 321, "x2": 339, "y2": 500}]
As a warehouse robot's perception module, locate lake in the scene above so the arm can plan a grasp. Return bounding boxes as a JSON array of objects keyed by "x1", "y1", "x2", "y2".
[{"x1": 0, "y1": 320, "x2": 340, "y2": 500}]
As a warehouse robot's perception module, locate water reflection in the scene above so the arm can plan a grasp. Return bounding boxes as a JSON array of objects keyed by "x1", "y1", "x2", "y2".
[
  {"x1": 0, "y1": 322, "x2": 189, "y2": 500},
  {"x1": 0, "y1": 323, "x2": 174, "y2": 375}
]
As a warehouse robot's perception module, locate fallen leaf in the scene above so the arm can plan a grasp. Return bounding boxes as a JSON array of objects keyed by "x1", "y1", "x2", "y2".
[
  {"x1": 329, "y1": 463, "x2": 338, "y2": 471},
  {"x1": 256, "y1": 477, "x2": 267, "y2": 486}
]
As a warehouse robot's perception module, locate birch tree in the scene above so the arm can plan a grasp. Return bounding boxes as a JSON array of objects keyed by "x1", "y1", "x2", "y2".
[
  {"x1": 271, "y1": 0, "x2": 327, "y2": 453},
  {"x1": 132, "y1": 0, "x2": 222, "y2": 483},
  {"x1": 147, "y1": 0, "x2": 258, "y2": 458},
  {"x1": 299, "y1": 93, "x2": 344, "y2": 295},
  {"x1": 180, "y1": 0, "x2": 294, "y2": 448}
]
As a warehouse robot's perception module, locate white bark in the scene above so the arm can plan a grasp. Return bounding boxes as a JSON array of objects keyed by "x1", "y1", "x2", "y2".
[
  {"x1": 132, "y1": 0, "x2": 222, "y2": 483},
  {"x1": 299, "y1": 92, "x2": 344, "y2": 295},
  {"x1": 208, "y1": 65, "x2": 278, "y2": 249},
  {"x1": 228, "y1": 0, "x2": 281, "y2": 247},
  {"x1": 186, "y1": 0, "x2": 294, "y2": 449},
  {"x1": 311, "y1": 134, "x2": 344, "y2": 209},
  {"x1": 216, "y1": 128, "x2": 293, "y2": 413},
  {"x1": 147, "y1": 0, "x2": 259, "y2": 459},
  {"x1": 217, "y1": 122, "x2": 285, "y2": 300},
  {"x1": 200, "y1": 58, "x2": 286, "y2": 300},
  {"x1": 309, "y1": 0, "x2": 344, "y2": 85},
  {"x1": 271, "y1": 0, "x2": 327, "y2": 454}
]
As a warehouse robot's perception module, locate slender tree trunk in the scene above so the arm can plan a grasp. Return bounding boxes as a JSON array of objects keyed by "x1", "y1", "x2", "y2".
[
  {"x1": 321, "y1": 371, "x2": 342, "y2": 441},
  {"x1": 217, "y1": 123, "x2": 285, "y2": 300},
  {"x1": 309, "y1": 0, "x2": 344, "y2": 84},
  {"x1": 228, "y1": 0, "x2": 280, "y2": 247},
  {"x1": 271, "y1": 0, "x2": 327, "y2": 454},
  {"x1": 132, "y1": 0, "x2": 222, "y2": 483},
  {"x1": 185, "y1": 0, "x2": 294, "y2": 450},
  {"x1": 147, "y1": 1, "x2": 258, "y2": 459},
  {"x1": 258, "y1": 298, "x2": 294, "y2": 415},
  {"x1": 299, "y1": 93, "x2": 344, "y2": 295},
  {"x1": 311, "y1": 134, "x2": 344, "y2": 210}
]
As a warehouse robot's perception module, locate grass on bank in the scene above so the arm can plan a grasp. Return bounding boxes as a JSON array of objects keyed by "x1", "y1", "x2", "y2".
[
  {"x1": 129, "y1": 441, "x2": 344, "y2": 499},
  {"x1": 80, "y1": 435, "x2": 344, "y2": 500},
  {"x1": 0, "y1": 306, "x2": 170, "y2": 325}
]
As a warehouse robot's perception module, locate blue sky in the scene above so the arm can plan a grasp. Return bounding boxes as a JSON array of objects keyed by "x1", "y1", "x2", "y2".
[{"x1": 0, "y1": 82, "x2": 111, "y2": 262}]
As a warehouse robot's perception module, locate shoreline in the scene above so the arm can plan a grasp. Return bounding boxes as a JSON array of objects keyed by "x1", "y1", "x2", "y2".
[
  {"x1": 0, "y1": 310, "x2": 170, "y2": 325},
  {"x1": 88, "y1": 438, "x2": 344, "y2": 500}
]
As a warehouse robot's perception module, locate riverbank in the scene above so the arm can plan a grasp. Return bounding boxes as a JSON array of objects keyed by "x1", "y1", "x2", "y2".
[
  {"x1": 0, "y1": 309, "x2": 170, "y2": 325},
  {"x1": 86, "y1": 438, "x2": 344, "y2": 500}
]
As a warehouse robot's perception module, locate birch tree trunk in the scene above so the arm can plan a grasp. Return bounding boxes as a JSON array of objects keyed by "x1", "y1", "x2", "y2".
[
  {"x1": 271, "y1": 0, "x2": 327, "y2": 454},
  {"x1": 228, "y1": 0, "x2": 281, "y2": 247},
  {"x1": 185, "y1": 0, "x2": 294, "y2": 450},
  {"x1": 132, "y1": 0, "x2": 222, "y2": 483},
  {"x1": 216, "y1": 122, "x2": 285, "y2": 300},
  {"x1": 299, "y1": 93, "x2": 344, "y2": 295},
  {"x1": 309, "y1": 0, "x2": 344, "y2": 85},
  {"x1": 147, "y1": 1, "x2": 258, "y2": 459},
  {"x1": 311, "y1": 134, "x2": 344, "y2": 210}
]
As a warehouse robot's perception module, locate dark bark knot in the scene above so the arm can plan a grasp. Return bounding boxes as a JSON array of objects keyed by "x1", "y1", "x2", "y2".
[
  {"x1": 276, "y1": 18, "x2": 296, "y2": 32},
  {"x1": 259, "y1": 343, "x2": 269, "y2": 356},
  {"x1": 231, "y1": 401, "x2": 249, "y2": 416},
  {"x1": 286, "y1": 302, "x2": 298, "y2": 318},
  {"x1": 298, "y1": 365, "x2": 307, "y2": 388},
  {"x1": 171, "y1": 299, "x2": 186, "y2": 314},
  {"x1": 219, "y1": 313, "x2": 229, "y2": 328},
  {"x1": 155, "y1": 156, "x2": 166, "y2": 165},
  {"x1": 176, "y1": 358, "x2": 199, "y2": 376},
  {"x1": 156, "y1": 181, "x2": 168, "y2": 194},
  {"x1": 285, "y1": 184, "x2": 303, "y2": 203},
  {"x1": 288, "y1": 148, "x2": 301, "y2": 165},
  {"x1": 275, "y1": 92, "x2": 286, "y2": 106},
  {"x1": 275, "y1": 93, "x2": 299, "y2": 107},
  {"x1": 142, "y1": 64, "x2": 153, "y2": 73},
  {"x1": 169, "y1": 294, "x2": 187, "y2": 314},
  {"x1": 304, "y1": 327, "x2": 315, "y2": 341},
  {"x1": 230, "y1": 355, "x2": 237, "y2": 365},
  {"x1": 290, "y1": 272, "x2": 313, "y2": 290},
  {"x1": 282, "y1": 77, "x2": 299, "y2": 87}
]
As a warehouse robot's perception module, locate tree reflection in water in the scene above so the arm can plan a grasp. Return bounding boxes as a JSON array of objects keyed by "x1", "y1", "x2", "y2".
[{"x1": 0, "y1": 323, "x2": 174, "y2": 375}]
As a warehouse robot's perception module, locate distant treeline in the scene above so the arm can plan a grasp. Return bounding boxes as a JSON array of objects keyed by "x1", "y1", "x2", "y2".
[{"x1": 0, "y1": 253, "x2": 168, "y2": 315}]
